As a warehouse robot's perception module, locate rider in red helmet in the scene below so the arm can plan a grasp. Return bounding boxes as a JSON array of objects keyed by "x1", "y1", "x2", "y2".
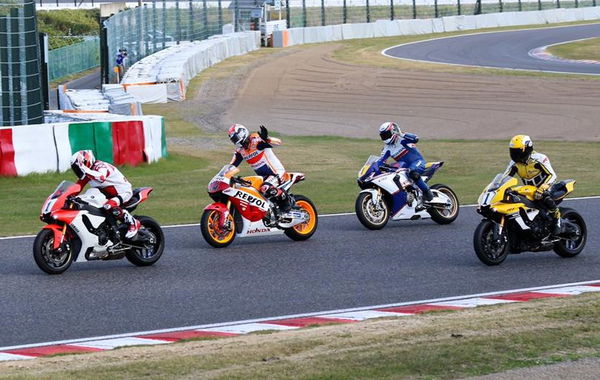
[{"x1": 70, "y1": 150, "x2": 140, "y2": 239}]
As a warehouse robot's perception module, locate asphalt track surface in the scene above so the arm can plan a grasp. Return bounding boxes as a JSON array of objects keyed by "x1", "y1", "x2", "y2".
[
  {"x1": 384, "y1": 23, "x2": 600, "y2": 75},
  {"x1": 1, "y1": 198, "x2": 599, "y2": 347}
]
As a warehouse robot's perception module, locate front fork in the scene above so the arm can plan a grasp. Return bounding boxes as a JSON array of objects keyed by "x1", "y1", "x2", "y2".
[
  {"x1": 43, "y1": 224, "x2": 68, "y2": 250},
  {"x1": 371, "y1": 188, "x2": 383, "y2": 207},
  {"x1": 493, "y1": 216, "x2": 506, "y2": 241}
]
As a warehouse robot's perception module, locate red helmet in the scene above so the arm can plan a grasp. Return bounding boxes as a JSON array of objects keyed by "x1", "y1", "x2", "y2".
[
  {"x1": 228, "y1": 124, "x2": 249, "y2": 148},
  {"x1": 70, "y1": 150, "x2": 95, "y2": 179}
]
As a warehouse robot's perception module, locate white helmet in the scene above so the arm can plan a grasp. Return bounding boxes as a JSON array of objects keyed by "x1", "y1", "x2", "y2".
[
  {"x1": 228, "y1": 124, "x2": 249, "y2": 148},
  {"x1": 70, "y1": 150, "x2": 95, "y2": 179},
  {"x1": 378, "y1": 122, "x2": 401, "y2": 144}
]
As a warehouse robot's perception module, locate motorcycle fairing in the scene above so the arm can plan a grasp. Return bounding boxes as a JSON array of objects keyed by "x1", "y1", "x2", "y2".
[
  {"x1": 223, "y1": 186, "x2": 269, "y2": 222},
  {"x1": 69, "y1": 212, "x2": 112, "y2": 262},
  {"x1": 237, "y1": 217, "x2": 283, "y2": 238}
]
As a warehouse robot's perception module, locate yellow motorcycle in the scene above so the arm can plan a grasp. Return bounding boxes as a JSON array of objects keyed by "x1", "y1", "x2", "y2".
[{"x1": 474, "y1": 174, "x2": 587, "y2": 265}]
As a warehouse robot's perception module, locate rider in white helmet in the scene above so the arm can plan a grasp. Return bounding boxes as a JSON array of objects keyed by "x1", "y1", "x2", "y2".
[
  {"x1": 228, "y1": 123, "x2": 291, "y2": 211},
  {"x1": 376, "y1": 122, "x2": 433, "y2": 202},
  {"x1": 69, "y1": 150, "x2": 140, "y2": 239}
]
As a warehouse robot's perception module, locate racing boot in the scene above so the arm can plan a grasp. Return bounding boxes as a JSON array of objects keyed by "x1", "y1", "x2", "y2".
[
  {"x1": 124, "y1": 211, "x2": 141, "y2": 239},
  {"x1": 550, "y1": 209, "x2": 562, "y2": 237},
  {"x1": 277, "y1": 191, "x2": 292, "y2": 213},
  {"x1": 422, "y1": 188, "x2": 434, "y2": 202}
]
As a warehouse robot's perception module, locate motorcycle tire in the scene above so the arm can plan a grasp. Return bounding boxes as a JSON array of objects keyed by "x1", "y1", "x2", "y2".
[
  {"x1": 553, "y1": 208, "x2": 587, "y2": 258},
  {"x1": 33, "y1": 229, "x2": 74, "y2": 275},
  {"x1": 428, "y1": 184, "x2": 460, "y2": 225},
  {"x1": 355, "y1": 191, "x2": 390, "y2": 230},
  {"x1": 284, "y1": 195, "x2": 318, "y2": 241},
  {"x1": 125, "y1": 216, "x2": 165, "y2": 266},
  {"x1": 200, "y1": 208, "x2": 236, "y2": 248},
  {"x1": 473, "y1": 220, "x2": 509, "y2": 266}
]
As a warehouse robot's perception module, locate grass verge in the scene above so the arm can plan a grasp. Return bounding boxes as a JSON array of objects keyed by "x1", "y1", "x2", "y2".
[
  {"x1": 547, "y1": 37, "x2": 600, "y2": 61},
  {"x1": 2, "y1": 292, "x2": 600, "y2": 379}
]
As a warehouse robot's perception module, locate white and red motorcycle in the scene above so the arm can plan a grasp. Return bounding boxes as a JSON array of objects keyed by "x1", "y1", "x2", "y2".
[
  {"x1": 34, "y1": 181, "x2": 165, "y2": 274},
  {"x1": 200, "y1": 165, "x2": 318, "y2": 247}
]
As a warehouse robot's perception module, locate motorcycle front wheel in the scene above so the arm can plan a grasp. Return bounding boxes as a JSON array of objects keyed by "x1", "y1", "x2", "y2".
[
  {"x1": 200, "y1": 209, "x2": 236, "y2": 248},
  {"x1": 553, "y1": 208, "x2": 587, "y2": 258},
  {"x1": 33, "y1": 229, "x2": 74, "y2": 275},
  {"x1": 355, "y1": 191, "x2": 389, "y2": 230},
  {"x1": 126, "y1": 216, "x2": 165, "y2": 266},
  {"x1": 473, "y1": 220, "x2": 509, "y2": 266},
  {"x1": 285, "y1": 195, "x2": 318, "y2": 241},
  {"x1": 428, "y1": 184, "x2": 460, "y2": 225}
]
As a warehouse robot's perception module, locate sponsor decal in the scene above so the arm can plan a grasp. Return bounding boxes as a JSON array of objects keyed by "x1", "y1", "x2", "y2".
[
  {"x1": 234, "y1": 190, "x2": 267, "y2": 209},
  {"x1": 244, "y1": 150, "x2": 261, "y2": 160},
  {"x1": 247, "y1": 227, "x2": 271, "y2": 234}
]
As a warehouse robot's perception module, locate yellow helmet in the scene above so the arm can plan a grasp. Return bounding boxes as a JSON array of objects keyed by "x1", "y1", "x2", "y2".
[{"x1": 509, "y1": 135, "x2": 533, "y2": 163}]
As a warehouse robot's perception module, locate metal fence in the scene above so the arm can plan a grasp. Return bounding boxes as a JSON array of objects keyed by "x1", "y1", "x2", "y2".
[
  {"x1": 47, "y1": 36, "x2": 99, "y2": 81},
  {"x1": 282, "y1": 0, "x2": 598, "y2": 28},
  {"x1": 0, "y1": 0, "x2": 43, "y2": 126},
  {"x1": 104, "y1": 0, "x2": 234, "y2": 82}
]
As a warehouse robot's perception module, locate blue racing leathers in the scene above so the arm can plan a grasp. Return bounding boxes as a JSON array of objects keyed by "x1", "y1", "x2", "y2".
[{"x1": 376, "y1": 133, "x2": 430, "y2": 196}]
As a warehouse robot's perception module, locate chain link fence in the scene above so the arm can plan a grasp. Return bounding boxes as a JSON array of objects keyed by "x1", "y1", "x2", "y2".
[
  {"x1": 0, "y1": 0, "x2": 43, "y2": 126},
  {"x1": 281, "y1": 0, "x2": 598, "y2": 27},
  {"x1": 104, "y1": 0, "x2": 234, "y2": 82},
  {"x1": 47, "y1": 36, "x2": 99, "y2": 81}
]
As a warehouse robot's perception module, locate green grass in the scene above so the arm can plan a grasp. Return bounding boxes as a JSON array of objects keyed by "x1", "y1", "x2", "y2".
[
  {"x1": 1, "y1": 138, "x2": 598, "y2": 236},
  {"x1": 547, "y1": 37, "x2": 600, "y2": 61}
]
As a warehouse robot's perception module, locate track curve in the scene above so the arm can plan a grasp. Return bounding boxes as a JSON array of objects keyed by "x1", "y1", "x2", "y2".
[
  {"x1": 1, "y1": 198, "x2": 599, "y2": 347},
  {"x1": 383, "y1": 24, "x2": 600, "y2": 75}
]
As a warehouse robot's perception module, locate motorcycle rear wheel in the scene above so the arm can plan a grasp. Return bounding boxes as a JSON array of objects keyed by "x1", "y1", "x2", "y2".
[
  {"x1": 355, "y1": 192, "x2": 389, "y2": 230},
  {"x1": 126, "y1": 216, "x2": 165, "y2": 266},
  {"x1": 33, "y1": 229, "x2": 74, "y2": 275},
  {"x1": 473, "y1": 220, "x2": 509, "y2": 266},
  {"x1": 553, "y1": 208, "x2": 587, "y2": 258},
  {"x1": 201, "y1": 209, "x2": 236, "y2": 248},
  {"x1": 285, "y1": 195, "x2": 318, "y2": 241},
  {"x1": 428, "y1": 184, "x2": 460, "y2": 225}
]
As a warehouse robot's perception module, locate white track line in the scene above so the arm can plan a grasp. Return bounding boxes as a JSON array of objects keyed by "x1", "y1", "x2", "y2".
[
  {"x1": 381, "y1": 22, "x2": 600, "y2": 76},
  {"x1": 2, "y1": 196, "x2": 599, "y2": 240},
  {"x1": 1, "y1": 279, "x2": 599, "y2": 352}
]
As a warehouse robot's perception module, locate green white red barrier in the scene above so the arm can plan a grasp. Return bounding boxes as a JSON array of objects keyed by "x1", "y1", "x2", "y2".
[{"x1": 0, "y1": 116, "x2": 167, "y2": 177}]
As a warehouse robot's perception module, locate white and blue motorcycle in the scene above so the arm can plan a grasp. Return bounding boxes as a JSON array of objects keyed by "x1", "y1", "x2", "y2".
[{"x1": 355, "y1": 156, "x2": 459, "y2": 230}]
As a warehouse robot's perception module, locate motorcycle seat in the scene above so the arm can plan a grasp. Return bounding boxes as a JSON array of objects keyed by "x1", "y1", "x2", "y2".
[
  {"x1": 422, "y1": 162, "x2": 444, "y2": 178},
  {"x1": 123, "y1": 187, "x2": 152, "y2": 208}
]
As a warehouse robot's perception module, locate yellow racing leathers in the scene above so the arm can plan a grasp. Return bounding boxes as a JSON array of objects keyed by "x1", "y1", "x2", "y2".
[{"x1": 503, "y1": 151, "x2": 562, "y2": 232}]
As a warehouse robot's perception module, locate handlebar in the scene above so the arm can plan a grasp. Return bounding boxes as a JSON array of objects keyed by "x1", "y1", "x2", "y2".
[{"x1": 231, "y1": 176, "x2": 252, "y2": 187}]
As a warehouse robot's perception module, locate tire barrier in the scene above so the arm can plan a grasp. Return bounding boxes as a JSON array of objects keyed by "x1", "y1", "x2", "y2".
[
  {"x1": 120, "y1": 32, "x2": 261, "y2": 103},
  {"x1": 273, "y1": 7, "x2": 600, "y2": 47},
  {"x1": 0, "y1": 116, "x2": 167, "y2": 177}
]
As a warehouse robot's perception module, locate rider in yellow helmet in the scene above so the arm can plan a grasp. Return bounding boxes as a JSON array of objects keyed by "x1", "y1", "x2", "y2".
[{"x1": 503, "y1": 135, "x2": 562, "y2": 236}]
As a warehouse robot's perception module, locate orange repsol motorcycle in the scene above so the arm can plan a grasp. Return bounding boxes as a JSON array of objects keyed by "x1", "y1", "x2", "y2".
[{"x1": 200, "y1": 165, "x2": 318, "y2": 247}]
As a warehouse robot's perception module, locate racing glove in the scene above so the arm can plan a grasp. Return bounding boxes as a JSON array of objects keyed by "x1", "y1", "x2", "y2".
[
  {"x1": 534, "y1": 183, "x2": 550, "y2": 200},
  {"x1": 259, "y1": 125, "x2": 269, "y2": 141}
]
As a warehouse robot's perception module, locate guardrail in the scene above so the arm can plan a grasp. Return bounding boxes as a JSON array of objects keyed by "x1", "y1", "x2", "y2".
[{"x1": 273, "y1": 6, "x2": 600, "y2": 46}]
